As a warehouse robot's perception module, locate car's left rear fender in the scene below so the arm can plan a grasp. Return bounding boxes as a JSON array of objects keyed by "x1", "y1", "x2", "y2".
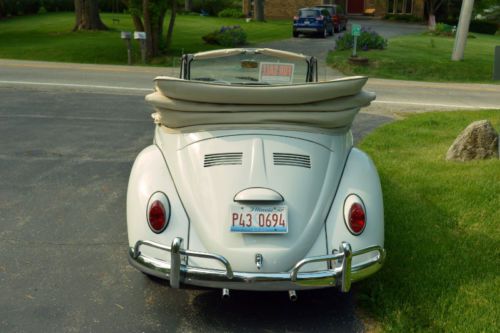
[{"x1": 127, "y1": 145, "x2": 189, "y2": 261}]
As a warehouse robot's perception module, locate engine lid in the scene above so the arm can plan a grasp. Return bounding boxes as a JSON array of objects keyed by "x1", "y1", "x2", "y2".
[{"x1": 161, "y1": 131, "x2": 349, "y2": 272}]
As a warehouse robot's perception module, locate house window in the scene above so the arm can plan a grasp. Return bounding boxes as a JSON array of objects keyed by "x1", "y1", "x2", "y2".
[{"x1": 387, "y1": 0, "x2": 413, "y2": 14}]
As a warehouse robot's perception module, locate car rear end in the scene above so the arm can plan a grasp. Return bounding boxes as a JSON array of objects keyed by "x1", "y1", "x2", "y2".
[
  {"x1": 293, "y1": 8, "x2": 327, "y2": 37},
  {"x1": 128, "y1": 127, "x2": 385, "y2": 295},
  {"x1": 317, "y1": 5, "x2": 347, "y2": 32}
]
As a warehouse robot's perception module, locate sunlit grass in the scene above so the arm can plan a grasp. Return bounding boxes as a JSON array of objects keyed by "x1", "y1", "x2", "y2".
[
  {"x1": 0, "y1": 12, "x2": 291, "y2": 65},
  {"x1": 328, "y1": 34, "x2": 500, "y2": 83},
  {"x1": 357, "y1": 110, "x2": 500, "y2": 332}
]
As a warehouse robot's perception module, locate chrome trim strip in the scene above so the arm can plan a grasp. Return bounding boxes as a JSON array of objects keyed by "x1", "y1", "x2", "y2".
[{"x1": 129, "y1": 240, "x2": 385, "y2": 292}]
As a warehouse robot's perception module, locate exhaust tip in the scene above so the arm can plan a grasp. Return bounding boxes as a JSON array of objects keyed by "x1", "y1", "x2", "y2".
[
  {"x1": 288, "y1": 290, "x2": 298, "y2": 302},
  {"x1": 222, "y1": 288, "x2": 230, "y2": 299}
]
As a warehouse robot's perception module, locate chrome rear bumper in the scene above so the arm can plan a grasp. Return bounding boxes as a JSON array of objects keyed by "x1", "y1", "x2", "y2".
[{"x1": 128, "y1": 238, "x2": 385, "y2": 292}]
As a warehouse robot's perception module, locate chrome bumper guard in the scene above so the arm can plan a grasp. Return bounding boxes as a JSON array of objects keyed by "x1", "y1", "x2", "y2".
[{"x1": 129, "y1": 238, "x2": 386, "y2": 291}]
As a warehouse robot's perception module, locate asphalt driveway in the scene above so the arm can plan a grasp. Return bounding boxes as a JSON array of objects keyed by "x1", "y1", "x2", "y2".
[
  {"x1": 0, "y1": 82, "x2": 392, "y2": 332},
  {"x1": 257, "y1": 19, "x2": 426, "y2": 78}
]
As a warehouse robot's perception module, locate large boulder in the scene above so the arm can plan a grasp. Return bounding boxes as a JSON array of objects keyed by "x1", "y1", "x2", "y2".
[{"x1": 446, "y1": 120, "x2": 499, "y2": 161}]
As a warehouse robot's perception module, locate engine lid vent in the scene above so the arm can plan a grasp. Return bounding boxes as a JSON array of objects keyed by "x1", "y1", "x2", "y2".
[
  {"x1": 204, "y1": 152, "x2": 243, "y2": 167},
  {"x1": 273, "y1": 153, "x2": 311, "y2": 168}
]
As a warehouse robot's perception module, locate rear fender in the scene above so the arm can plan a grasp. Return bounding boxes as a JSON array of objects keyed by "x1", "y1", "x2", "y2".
[
  {"x1": 127, "y1": 145, "x2": 189, "y2": 261},
  {"x1": 325, "y1": 148, "x2": 384, "y2": 266}
]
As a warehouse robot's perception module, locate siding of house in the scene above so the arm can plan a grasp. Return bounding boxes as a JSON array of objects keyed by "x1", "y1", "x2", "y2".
[
  {"x1": 243, "y1": 0, "x2": 424, "y2": 19},
  {"x1": 243, "y1": 0, "x2": 318, "y2": 19}
]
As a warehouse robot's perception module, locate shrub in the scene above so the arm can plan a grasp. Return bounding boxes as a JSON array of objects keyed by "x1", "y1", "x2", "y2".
[
  {"x1": 469, "y1": 20, "x2": 498, "y2": 35},
  {"x1": 384, "y1": 13, "x2": 423, "y2": 23},
  {"x1": 39, "y1": 0, "x2": 73, "y2": 12},
  {"x1": 192, "y1": 0, "x2": 236, "y2": 16},
  {"x1": 202, "y1": 25, "x2": 247, "y2": 47},
  {"x1": 426, "y1": 23, "x2": 455, "y2": 37},
  {"x1": 218, "y1": 8, "x2": 245, "y2": 18},
  {"x1": 335, "y1": 27, "x2": 387, "y2": 51}
]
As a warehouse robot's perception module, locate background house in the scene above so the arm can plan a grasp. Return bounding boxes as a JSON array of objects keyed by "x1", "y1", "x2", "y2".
[{"x1": 243, "y1": 0, "x2": 425, "y2": 19}]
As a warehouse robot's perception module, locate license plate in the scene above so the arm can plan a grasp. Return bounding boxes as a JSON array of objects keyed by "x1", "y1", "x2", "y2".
[
  {"x1": 304, "y1": 21, "x2": 310, "y2": 25},
  {"x1": 230, "y1": 205, "x2": 288, "y2": 233}
]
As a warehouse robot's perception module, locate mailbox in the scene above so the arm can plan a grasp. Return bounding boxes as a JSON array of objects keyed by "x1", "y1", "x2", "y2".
[
  {"x1": 134, "y1": 31, "x2": 147, "y2": 40},
  {"x1": 121, "y1": 31, "x2": 132, "y2": 40}
]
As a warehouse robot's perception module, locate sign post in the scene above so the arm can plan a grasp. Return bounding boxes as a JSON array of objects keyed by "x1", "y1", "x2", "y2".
[
  {"x1": 351, "y1": 24, "x2": 361, "y2": 58},
  {"x1": 120, "y1": 31, "x2": 132, "y2": 65},
  {"x1": 134, "y1": 31, "x2": 147, "y2": 64},
  {"x1": 494, "y1": 46, "x2": 500, "y2": 81}
]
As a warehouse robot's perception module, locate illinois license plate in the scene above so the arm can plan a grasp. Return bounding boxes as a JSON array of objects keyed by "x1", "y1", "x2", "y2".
[{"x1": 230, "y1": 205, "x2": 288, "y2": 233}]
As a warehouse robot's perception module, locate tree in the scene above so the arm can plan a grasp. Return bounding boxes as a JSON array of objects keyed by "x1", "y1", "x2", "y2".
[
  {"x1": 166, "y1": 0, "x2": 178, "y2": 49},
  {"x1": 254, "y1": 0, "x2": 265, "y2": 21},
  {"x1": 122, "y1": 0, "x2": 145, "y2": 31},
  {"x1": 123, "y1": 0, "x2": 179, "y2": 61},
  {"x1": 426, "y1": 0, "x2": 445, "y2": 30},
  {"x1": 184, "y1": 0, "x2": 192, "y2": 12},
  {"x1": 73, "y1": 0, "x2": 108, "y2": 31},
  {"x1": 0, "y1": 0, "x2": 5, "y2": 19}
]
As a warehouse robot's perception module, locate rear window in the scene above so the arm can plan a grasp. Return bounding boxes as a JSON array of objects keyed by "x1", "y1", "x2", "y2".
[
  {"x1": 299, "y1": 9, "x2": 320, "y2": 18},
  {"x1": 321, "y1": 7, "x2": 335, "y2": 15},
  {"x1": 317, "y1": 5, "x2": 343, "y2": 15}
]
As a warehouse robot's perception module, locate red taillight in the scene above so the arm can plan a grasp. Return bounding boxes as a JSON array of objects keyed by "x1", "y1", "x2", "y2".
[
  {"x1": 333, "y1": 15, "x2": 339, "y2": 23},
  {"x1": 293, "y1": 16, "x2": 299, "y2": 20},
  {"x1": 348, "y1": 203, "x2": 366, "y2": 234},
  {"x1": 148, "y1": 200, "x2": 167, "y2": 233}
]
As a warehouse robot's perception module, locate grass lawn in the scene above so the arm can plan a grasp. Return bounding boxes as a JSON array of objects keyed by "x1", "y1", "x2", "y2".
[
  {"x1": 0, "y1": 12, "x2": 291, "y2": 65},
  {"x1": 327, "y1": 34, "x2": 500, "y2": 83},
  {"x1": 357, "y1": 110, "x2": 500, "y2": 332}
]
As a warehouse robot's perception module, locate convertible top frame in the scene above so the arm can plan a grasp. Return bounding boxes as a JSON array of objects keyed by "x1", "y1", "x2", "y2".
[{"x1": 180, "y1": 48, "x2": 318, "y2": 83}]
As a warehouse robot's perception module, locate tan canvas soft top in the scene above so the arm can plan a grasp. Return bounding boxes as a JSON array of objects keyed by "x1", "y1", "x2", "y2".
[
  {"x1": 147, "y1": 76, "x2": 375, "y2": 130},
  {"x1": 154, "y1": 76, "x2": 368, "y2": 105}
]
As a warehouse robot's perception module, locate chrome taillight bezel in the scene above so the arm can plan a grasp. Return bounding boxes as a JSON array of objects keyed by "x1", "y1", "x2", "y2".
[
  {"x1": 343, "y1": 194, "x2": 367, "y2": 235},
  {"x1": 146, "y1": 191, "x2": 171, "y2": 234}
]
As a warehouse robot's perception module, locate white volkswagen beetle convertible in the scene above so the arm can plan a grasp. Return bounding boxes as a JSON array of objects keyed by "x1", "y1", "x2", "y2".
[{"x1": 127, "y1": 48, "x2": 385, "y2": 300}]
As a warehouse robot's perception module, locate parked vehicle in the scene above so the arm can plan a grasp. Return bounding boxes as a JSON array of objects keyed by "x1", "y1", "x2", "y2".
[
  {"x1": 127, "y1": 48, "x2": 385, "y2": 300},
  {"x1": 317, "y1": 4, "x2": 348, "y2": 33},
  {"x1": 293, "y1": 7, "x2": 333, "y2": 38}
]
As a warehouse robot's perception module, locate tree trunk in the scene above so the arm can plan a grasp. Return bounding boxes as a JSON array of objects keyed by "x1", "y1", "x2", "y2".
[
  {"x1": 255, "y1": 0, "x2": 265, "y2": 21},
  {"x1": 143, "y1": 0, "x2": 154, "y2": 60},
  {"x1": 426, "y1": 0, "x2": 444, "y2": 31},
  {"x1": 73, "y1": 0, "x2": 108, "y2": 31},
  {"x1": 166, "y1": 0, "x2": 178, "y2": 50},
  {"x1": 428, "y1": 13, "x2": 436, "y2": 30},
  {"x1": 121, "y1": 0, "x2": 144, "y2": 31},
  {"x1": 142, "y1": 0, "x2": 166, "y2": 60},
  {"x1": 132, "y1": 13, "x2": 145, "y2": 31},
  {"x1": 184, "y1": 0, "x2": 192, "y2": 12},
  {"x1": 0, "y1": 0, "x2": 5, "y2": 19}
]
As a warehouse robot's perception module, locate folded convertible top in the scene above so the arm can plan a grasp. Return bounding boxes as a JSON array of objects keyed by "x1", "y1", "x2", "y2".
[{"x1": 147, "y1": 76, "x2": 375, "y2": 129}]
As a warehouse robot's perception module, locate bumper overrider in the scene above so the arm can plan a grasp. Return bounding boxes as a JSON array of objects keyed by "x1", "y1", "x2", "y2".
[{"x1": 128, "y1": 238, "x2": 385, "y2": 292}]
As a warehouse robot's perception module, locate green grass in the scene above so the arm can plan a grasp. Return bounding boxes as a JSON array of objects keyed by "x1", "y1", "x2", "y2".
[
  {"x1": 357, "y1": 111, "x2": 500, "y2": 332},
  {"x1": 0, "y1": 12, "x2": 291, "y2": 65},
  {"x1": 328, "y1": 34, "x2": 500, "y2": 83}
]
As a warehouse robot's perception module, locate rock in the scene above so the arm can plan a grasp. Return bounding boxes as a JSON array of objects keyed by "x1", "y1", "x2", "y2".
[{"x1": 446, "y1": 120, "x2": 499, "y2": 161}]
